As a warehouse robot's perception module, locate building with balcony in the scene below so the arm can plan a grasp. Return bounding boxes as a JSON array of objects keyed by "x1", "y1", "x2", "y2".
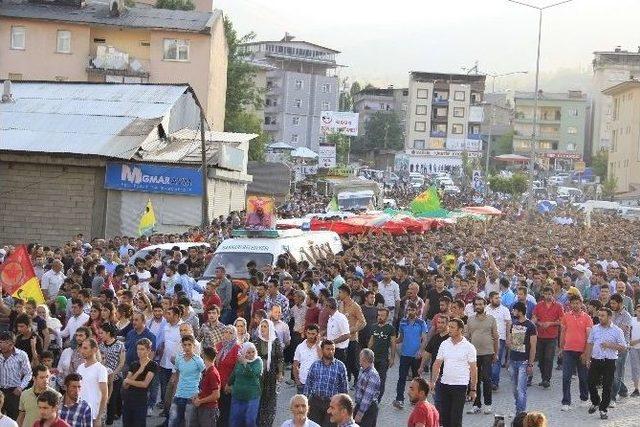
[
  {"x1": 352, "y1": 86, "x2": 408, "y2": 138},
  {"x1": 481, "y1": 93, "x2": 514, "y2": 153},
  {"x1": 0, "y1": 0, "x2": 228, "y2": 130},
  {"x1": 591, "y1": 47, "x2": 640, "y2": 156},
  {"x1": 602, "y1": 80, "x2": 640, "y2": 193},
  {"x1": 513, "y1": 90, "x2": 587, "y2": 170},
  {"x1": 240, "y1": 34, "x2": 341, "y2": 151},
  {"x1": 404, "y1": 71, "x2": 485, "y2": 173}
]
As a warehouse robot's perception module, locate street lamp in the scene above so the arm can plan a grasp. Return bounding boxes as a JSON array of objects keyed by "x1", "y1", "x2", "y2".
[
  {"x1": 486, "y1": 71, "x2": 529, "y2": 94},
  {"x1": 484, "y1": 71, "x2": 528, "y2": 193},
  {"x1": 507, "y1": 0, "x2": 573, "y2": 210}
]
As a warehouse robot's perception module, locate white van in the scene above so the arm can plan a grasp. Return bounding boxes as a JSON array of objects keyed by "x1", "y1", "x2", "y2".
[{"x1": 200, "y1": 229, "x2": 342, "y2": 281}]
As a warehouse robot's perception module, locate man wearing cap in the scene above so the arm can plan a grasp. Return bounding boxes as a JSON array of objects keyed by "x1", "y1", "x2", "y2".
[{"x1": 573, "y1": 264, "x2": 592, "y2": 301}]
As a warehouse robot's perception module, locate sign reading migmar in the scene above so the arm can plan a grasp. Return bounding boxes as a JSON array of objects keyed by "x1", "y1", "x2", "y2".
[{"x1": 104, "y1": 162, "x2": 204, "y2": 196}]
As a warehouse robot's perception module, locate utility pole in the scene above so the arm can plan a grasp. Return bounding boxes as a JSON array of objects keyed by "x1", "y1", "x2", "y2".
[
  {"x1": 200, "y1": 110, "x2": 209, "y2": 228},
  {"x1": 507, "y1": 0, "x2": 573, "y2": 213}
]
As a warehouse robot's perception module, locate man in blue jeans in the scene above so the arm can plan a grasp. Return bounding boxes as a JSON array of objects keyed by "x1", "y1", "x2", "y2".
[
  {"x1": 608, "y1": 294, "x2": 632, "y2": 405},
  {"x1": 168, "y1": 335, "x2": 205, "y2": 427},
  {"x1": 508, "y1": 302, "x2": 537, "y2": 415},
  {"x1": 392, "y1": 302, "x2": 428, "y2": 410}
]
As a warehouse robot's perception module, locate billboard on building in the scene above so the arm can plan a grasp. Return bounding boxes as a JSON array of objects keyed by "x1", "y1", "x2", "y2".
[
  {"x1": 105, "y1": 162, "x2": 203, "y2": 196},
  {"x1": 318, "y1": 145, "x2": 337, "y2": 168},
  {"x1": 320, "y1": 111, "x2": 359, "y2": 136}
]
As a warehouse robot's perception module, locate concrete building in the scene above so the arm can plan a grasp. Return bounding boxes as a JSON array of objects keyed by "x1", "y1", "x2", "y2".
[
  {"x1": 353, "y1": 86, "x2": 409, "y2": 136},
  {"x1": 0, "y1": 82, "x2": 253, "y2": 245},
  {"x1": 481, "y1": 93, "x2": 514, "y2": 149},
  {"x1": 602, "y1": 80, "x2": 640, "y2": 193},
  {"x1": 513, "y1": 90, "x2": 587, "y2": 170},
  {"x1": 240, "y1": 34, "x2": 340, "y2": 151},
  {"x1": 404, "y1": 72, "x2": 485, "y2": 173},
  {"x1": 0, "y1": 0, "x2": 228, "y2": 130},
  {"x1": 591, "y1": 47, "x2": 640, "y2": 156}
]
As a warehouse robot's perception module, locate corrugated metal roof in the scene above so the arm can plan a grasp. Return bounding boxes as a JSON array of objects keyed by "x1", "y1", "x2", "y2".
[
  {"x1": 135, "y1": 129, "x2": 257, "y2": 164},
  {"x1": 0, "y1": 2, "x2": 219, "y2": 33},
  {"x1": 171, "y1": 129, "x2": 258, "y2": 144},
  {"x1": 0, "y1": 82, "x2": 189, "y2": 158}
]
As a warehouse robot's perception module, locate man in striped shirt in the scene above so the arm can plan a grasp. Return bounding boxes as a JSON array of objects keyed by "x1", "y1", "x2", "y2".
[
  {"x1": 353, "y1": 348, "x2": 381, "y2": 427},
  {"x1": 0, "y1": 331, "x2": 32, "y2": 419}
]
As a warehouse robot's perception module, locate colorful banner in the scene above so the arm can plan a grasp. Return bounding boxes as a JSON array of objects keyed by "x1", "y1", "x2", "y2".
[
  {"x1": 245, "y1": 196, "x2": 276, "y2": 230},
  {"x1": 138, "y1": 199, "x2": 157, "y2": 236}
]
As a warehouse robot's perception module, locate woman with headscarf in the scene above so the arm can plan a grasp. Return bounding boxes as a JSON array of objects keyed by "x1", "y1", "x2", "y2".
[
  {"x1": 227, "y1": 342, "x2": 263, "y2": 427},
  {"x1": 252, "y1": 319, "x2": 284, "y2": 427},
  {"x1": 215, "y1": 325, "x2": 241, "y2": 427},
  {"x1": 234, "y1": 317, "x2": 251, "y2": 343}
]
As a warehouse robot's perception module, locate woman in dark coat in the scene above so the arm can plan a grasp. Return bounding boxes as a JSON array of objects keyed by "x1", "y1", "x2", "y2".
[{"x1": 252, "y1": 319, "x2": 284, "y2": 427}]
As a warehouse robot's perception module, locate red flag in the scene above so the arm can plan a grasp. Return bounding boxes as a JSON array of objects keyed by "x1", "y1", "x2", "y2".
[{"x1": 0, "y1": 245, "x2": 36, "y2": 295}]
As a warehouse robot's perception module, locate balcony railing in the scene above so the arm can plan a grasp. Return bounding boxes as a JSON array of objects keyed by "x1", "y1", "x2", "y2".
[
  {"x1": 468, "y1": 133, "x2": 482, "y2": 140},
  {"x1": 430, "y1": 130, "x2": 447, "y2": 138},
  {"x1": 87, "y1": 51, "x2": 150, "y2": 78},
  {"x1": 432, "y1": 98, "x2": 449, "y2": 106}
]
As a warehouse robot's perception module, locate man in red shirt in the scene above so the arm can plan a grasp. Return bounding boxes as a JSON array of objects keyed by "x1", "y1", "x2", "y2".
[
  {"x1": 407, "y1": 377, "x2": 439, "y2": 427},
  {"x1": 192, "y1": 347, "x2": 221, "y2": 426},
  {"x1": 531, "y1": 286, "x2": 564, "y2": 388},
  {"x1": 203, "y1": 281, "x2": 222, "y2": 312},
  {"x1": 559, "y1": 294, "x2": 593, "y2": 410},
  {"x1": 251, "y1": 282, "x2": 267, "y2": 318},
  {"x1": 304, "y1": 292, "x2": 320, "y2": 329},
  {"x1": 35, "y1": 390, "x2": 70, "y2": 427}
]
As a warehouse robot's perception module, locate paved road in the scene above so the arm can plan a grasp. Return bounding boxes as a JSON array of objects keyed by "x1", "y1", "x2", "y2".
[{"x1": 131, "y1": 359, "x2": 639, "y2": 427}]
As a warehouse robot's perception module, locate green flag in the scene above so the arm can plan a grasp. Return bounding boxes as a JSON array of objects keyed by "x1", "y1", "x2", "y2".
[{"x1": 410, "y1": 187, "x2": 442, "y2": 214}]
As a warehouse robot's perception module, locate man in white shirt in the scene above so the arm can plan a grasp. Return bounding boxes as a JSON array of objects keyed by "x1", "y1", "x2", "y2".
[
  {"x1": 77, "y1": 338, "x2": 108, "y2": 426},
  {"x1": 485, "y1": 291, "x2": 512, "y2": 390},
  {"x1": 40, "y1": 260, "x2": 65, "y2": 301},
  {"x1": 158, "y1": 306, "x2": 182, "y2": 416},
  {"x1": 430, "y1": 318, "x2": 478, "y2": 427},
  {"x1": 293, "y1": 324, "x2": 321, "y2": 394},
  {"x1": 325, "y1": 298, "x2": 350, "y2": 364},
  {"x1": 378, "y1": 270, "x2": 400, "y2": 323},
  {"x1": 59, "y1": 299, "x2": 90, "y2": 345}
]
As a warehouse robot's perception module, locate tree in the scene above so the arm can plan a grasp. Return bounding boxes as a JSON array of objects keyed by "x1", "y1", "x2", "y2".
[
  {"x1": 338, "y1": 78, "x2": 353, "y2": 112},
  {"x1": 591, "y1": 150, "x2": 608, "y2": 180},
  {"x1": 488, "y1": 173, "x2": 528, "y2": 195},
  {"x1": 460, "y1": 151, "x2": 474, "y2": 189},
  {"x1": 357, "y1": 111, "x2": 403, "y2": 152},
  {"x1": 326, "y1": 133, "x2": 350, "y2": 165},
  {"x1": 223, "y1": 17, "x2": 262, "y2": 128},
  {"x1": 155, "y1": 0, "x2": 194, "y2": 10},
  {"x1": 492, "y1": 130, "x2": 514, "y2": 157},
  {"x1": 602, "y1": 173, "x2": 618, "y2": 200},
  {"x1": 225, "y1": 112, "x2": 268, "y2": 162},
  {"x1": 349, "y1": 81, "x2": 362, "y2": 98},
  {"x1": 222, "y1": 17, "x2": 268, "y2": 161}
]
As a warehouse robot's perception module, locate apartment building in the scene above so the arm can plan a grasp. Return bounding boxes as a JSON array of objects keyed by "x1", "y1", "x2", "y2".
[
  {"x1": 404, "y1": 72, "x2": 485, "y2": 173},
  {"x1": 602, "y1": 81, "x2": 640, "y2": 193},
  {"x1": 0, "y1": 0, "x2": 228, "y2": 130},
  {"x1": 241, "y1": 34, "x2": 340, "y2": 151},
  {"x1": 513, "y1": 90, "x2": 587, "y2": 171},
  {"x1": 591, "y1": 47, "x2": 640, "y2": 156},
  {"x1": 481, "y1": 93, "x2": 514, "y2": 149},
  {"x1": 352, "y1": 86, "x2": 409, "y2": 135}
]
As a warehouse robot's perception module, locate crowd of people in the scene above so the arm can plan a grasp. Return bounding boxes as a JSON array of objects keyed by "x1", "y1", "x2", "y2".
[{"x1": 1, "y1": 187, "x2": 640, "y2": 427}]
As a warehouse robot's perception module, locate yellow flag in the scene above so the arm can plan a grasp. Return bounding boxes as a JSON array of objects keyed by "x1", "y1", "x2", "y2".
[
  {"x1": 11, "y1": 276, "x2": 45, "y2": 304},
  {"x1": 138, "y1": 199, "x2": 156, "y2": 236}
]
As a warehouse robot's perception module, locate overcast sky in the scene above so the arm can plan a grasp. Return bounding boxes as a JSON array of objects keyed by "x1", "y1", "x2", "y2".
[{"x1": 216, "y1": 0, "x2": 640, "y2": 93}]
